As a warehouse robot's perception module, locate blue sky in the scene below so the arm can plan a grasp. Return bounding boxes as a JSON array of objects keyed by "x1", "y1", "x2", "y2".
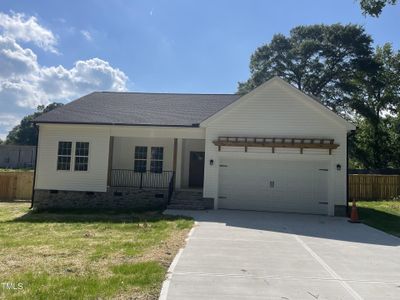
[{"x1": 0, "y1": 0, "x2": 399, "y2": 139}]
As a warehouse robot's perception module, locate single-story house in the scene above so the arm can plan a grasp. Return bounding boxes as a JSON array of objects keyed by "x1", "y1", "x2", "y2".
[{"x1": 32, "y1": 76, "x2": 355, "y2": 216}]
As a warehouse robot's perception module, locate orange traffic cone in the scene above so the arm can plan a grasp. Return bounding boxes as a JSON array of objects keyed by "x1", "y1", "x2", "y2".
[{"x1": 348, "y1": 199, "x2": 360, "y2": 223}]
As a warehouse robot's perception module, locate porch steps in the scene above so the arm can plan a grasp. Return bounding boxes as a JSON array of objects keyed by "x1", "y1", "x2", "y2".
[{"x1": 167, "y1": 190, "x2": 206, "y2": 210}]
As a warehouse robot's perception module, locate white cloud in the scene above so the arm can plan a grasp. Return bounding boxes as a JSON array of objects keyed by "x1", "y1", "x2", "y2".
[
  {"x1": 0, "y1": 12, "x2": 58, "y2": 53},
  {"x1": 39, "y1": 58, "x2": 128, "y2": 100},
  {"x1": 0, "y1": 12, "x2": 129, "y2": 139},
  {"x1": 0, "y1": 36, "x2": 38, "y2": 78},
  {"x1": 71, "y1": 58, "x2": 127, "y2": 91},
  {"x1": 80, "y1": 30, "x2": 92, "y2": 41},
  {"x1": 0, "y1": 46, "x2": 128, "y2": 110}
]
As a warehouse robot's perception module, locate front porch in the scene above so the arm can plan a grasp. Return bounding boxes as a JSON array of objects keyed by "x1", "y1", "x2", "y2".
[{"x1": 107, "y1": 136, "x2": 208, "y2": 208}]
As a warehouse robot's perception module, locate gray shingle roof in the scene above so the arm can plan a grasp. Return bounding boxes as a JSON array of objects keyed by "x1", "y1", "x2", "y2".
[{"x1": 34, "y1": 91, "x2": 242, "y2": 127}]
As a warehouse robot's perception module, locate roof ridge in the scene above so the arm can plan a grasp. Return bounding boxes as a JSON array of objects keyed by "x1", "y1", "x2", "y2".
[{"x1": 96, "y1": 91, "x2": 238, "y2": 96}]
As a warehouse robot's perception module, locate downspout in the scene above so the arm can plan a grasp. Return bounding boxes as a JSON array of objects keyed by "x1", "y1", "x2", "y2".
[
  {"x1": 30, "y1": 124, "x2": 39, "y2": 209},
  {"x1": 346, "y1": 129, "x2": 356, "y2": 216}
]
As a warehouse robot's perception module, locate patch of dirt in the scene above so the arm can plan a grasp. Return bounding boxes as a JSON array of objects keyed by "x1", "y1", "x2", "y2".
[
  {"x1": 113, "y1": 288, "x2": 157, "y2": 300},
  {"x1": 1, "y1": 242, "x2": 97, "y2": 275},
  {"x1": 89, "y1": 225, "x2": 193, "y2": 281},
  {"x1": 139, "y1": 227, "x2": 192, "y2": 269}
]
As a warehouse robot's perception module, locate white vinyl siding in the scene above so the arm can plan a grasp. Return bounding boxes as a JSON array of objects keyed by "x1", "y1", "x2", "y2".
[{"x1": 35, "y1": 125, "x2": 110, "y2": 192}]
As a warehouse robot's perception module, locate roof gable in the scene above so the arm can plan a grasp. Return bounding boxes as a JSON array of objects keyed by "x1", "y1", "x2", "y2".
[{"x1": 200, "y1": 76, "x2": 355, "y2": 131}]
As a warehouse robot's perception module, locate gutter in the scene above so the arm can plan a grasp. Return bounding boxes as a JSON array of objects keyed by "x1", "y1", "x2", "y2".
[
  {"x1": 30, "y1": 124, "x2": 39, "y2": 209},
  {"x1": 33, "y1": 121, "x2": 200, "y2": 128},
  {"x1": 346, "y1": 129, "x2": 356, "y2": 216}
]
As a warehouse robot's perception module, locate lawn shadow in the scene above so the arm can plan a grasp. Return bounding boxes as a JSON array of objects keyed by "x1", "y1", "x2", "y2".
[
  {"x1": 356, "y1": 206, "x2": 400, "y2": 238},
  {"x1": 10, "y1": 208, "x2": 192, "y2": 224}
]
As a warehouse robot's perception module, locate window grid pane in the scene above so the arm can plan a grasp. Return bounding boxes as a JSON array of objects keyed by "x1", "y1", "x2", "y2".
[
  {"x1": 75, "y1": 142, "x2": 89, "y2": 156},
  {"x1": 58, "y1": 141, "x2": 72, "y2": 156},
  {"x1": 134, "y1": 160, "x2": 146, "y2": 172},
  {"x1": 57, "y1": 156, "x2": 71, "y2": 170},
  {"x1": 75, "y1": 157, "x2": 88, "y2": 171},
  {"x1": 57, "y1": 141, "x2": 72, "y2": 170},
  {"x1": 151, "y1": 147, "x2": 163, "y2": 160},
  {"x1": 135, "y1": 146, "x2": 147, "y2": 159},
  {"x1": 150, "y1": 160, "x2": 163, "y2": 173}
]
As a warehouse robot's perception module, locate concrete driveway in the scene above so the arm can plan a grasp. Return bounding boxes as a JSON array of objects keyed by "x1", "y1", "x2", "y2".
[{"x1": 161, "y1": 210, "x2": 400, "y2": 300}]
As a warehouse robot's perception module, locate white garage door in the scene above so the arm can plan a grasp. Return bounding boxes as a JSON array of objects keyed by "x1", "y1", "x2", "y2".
[{"x1": 218, "y1": 159, "x2": 329, "y2": 215}]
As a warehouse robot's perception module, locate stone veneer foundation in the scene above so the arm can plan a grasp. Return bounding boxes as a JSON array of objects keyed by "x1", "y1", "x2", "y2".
[{"x1": 33, "y1": 187, "x2": 169, "y2": 211}]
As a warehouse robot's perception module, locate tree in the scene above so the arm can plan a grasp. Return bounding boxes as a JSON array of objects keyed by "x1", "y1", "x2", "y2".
[
  {"x1": 359, "y1": 0, "x2": 398, "y2": 17},
  {"x1": 346, "y1": 44, "x2": 400, "y2": 168},
  {"x1": 349, "y1": 118, "x2": 392, "y2": 168},
  {"x1": 238, "y1": 24, "x2": 373, "y2": 113},
  {"x1": 6, "y1": 103, "x2": 63, "y2": 145},
  {"x1": 386, "y1": 115, "x2": 400, "y2": 167},
  {"x1": 350, "y1": 115, "x2": 400, "y2": 169}
]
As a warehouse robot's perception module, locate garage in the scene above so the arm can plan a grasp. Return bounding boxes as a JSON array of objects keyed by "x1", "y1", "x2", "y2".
[
  {"x1": 218, "y1": 158, "x2": 330, "y2": 215},
  {"x1": 201, "y1": 77, "x2": 355, "y2": 216}
]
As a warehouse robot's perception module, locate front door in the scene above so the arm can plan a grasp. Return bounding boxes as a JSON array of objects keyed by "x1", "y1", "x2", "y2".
[{"x1": 189, "y1": 151, "x2": 205, "y2": 188}]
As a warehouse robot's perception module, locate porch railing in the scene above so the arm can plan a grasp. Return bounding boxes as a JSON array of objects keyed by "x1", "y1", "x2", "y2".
[{"x1": 111, "y1": 169, "x2": 174, "y2": 189}]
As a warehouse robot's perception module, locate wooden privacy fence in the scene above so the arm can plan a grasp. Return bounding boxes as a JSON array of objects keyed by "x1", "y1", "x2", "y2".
[
  {"x1": 1, "y1": 172, "x2": 399, "y2": 202},
  {"x1": 0, "y1": 171, "x2": 33, "y2": 200},
  {"x1": 349, "y1": 174, "x2": 400, "y2": 201}
]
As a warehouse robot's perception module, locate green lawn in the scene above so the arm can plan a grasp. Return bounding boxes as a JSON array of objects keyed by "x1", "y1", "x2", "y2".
[
  {"x1": 0, "y1": 202, "x2": 193, "y2": 300},
  {"x1": 355, "y1": 200, "x2": 400, "y2": 238}
]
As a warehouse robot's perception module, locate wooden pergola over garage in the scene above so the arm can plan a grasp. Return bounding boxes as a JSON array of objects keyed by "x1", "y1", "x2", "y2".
[{"x1": 213, "y1": 136, "x2": 339, "y2": 155}]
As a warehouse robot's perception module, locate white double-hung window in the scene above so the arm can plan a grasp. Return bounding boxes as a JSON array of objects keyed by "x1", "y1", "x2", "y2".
[
  {"x1": 57, "y1": 141, "x2": 89, "y2": 171},
  {"x1": 134, "y1": 146, "x2": 164, "y2": 173}
]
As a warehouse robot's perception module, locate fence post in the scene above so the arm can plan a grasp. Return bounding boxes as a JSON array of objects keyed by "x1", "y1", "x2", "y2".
[{"x1": 140, "y1": 172, "x2": 143, "y2": 189}]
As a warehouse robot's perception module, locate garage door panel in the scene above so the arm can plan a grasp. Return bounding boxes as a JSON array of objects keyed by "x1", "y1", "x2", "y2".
[{"x1": 218, "y1": 159, "x2": 329, "y2": 215}]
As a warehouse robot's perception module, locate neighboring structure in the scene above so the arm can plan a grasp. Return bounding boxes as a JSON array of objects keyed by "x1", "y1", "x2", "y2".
[
  {"x1": 33, "y1": 77, "x2": 355, "y2": 215},
  {"x1": 0, "y1": 145, "x2": 36, "y2": 169}
]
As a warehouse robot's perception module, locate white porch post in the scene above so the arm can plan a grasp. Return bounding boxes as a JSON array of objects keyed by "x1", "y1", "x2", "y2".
[{"x1": 175, "y1": 138, "x2": 183, "y2": 189}]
